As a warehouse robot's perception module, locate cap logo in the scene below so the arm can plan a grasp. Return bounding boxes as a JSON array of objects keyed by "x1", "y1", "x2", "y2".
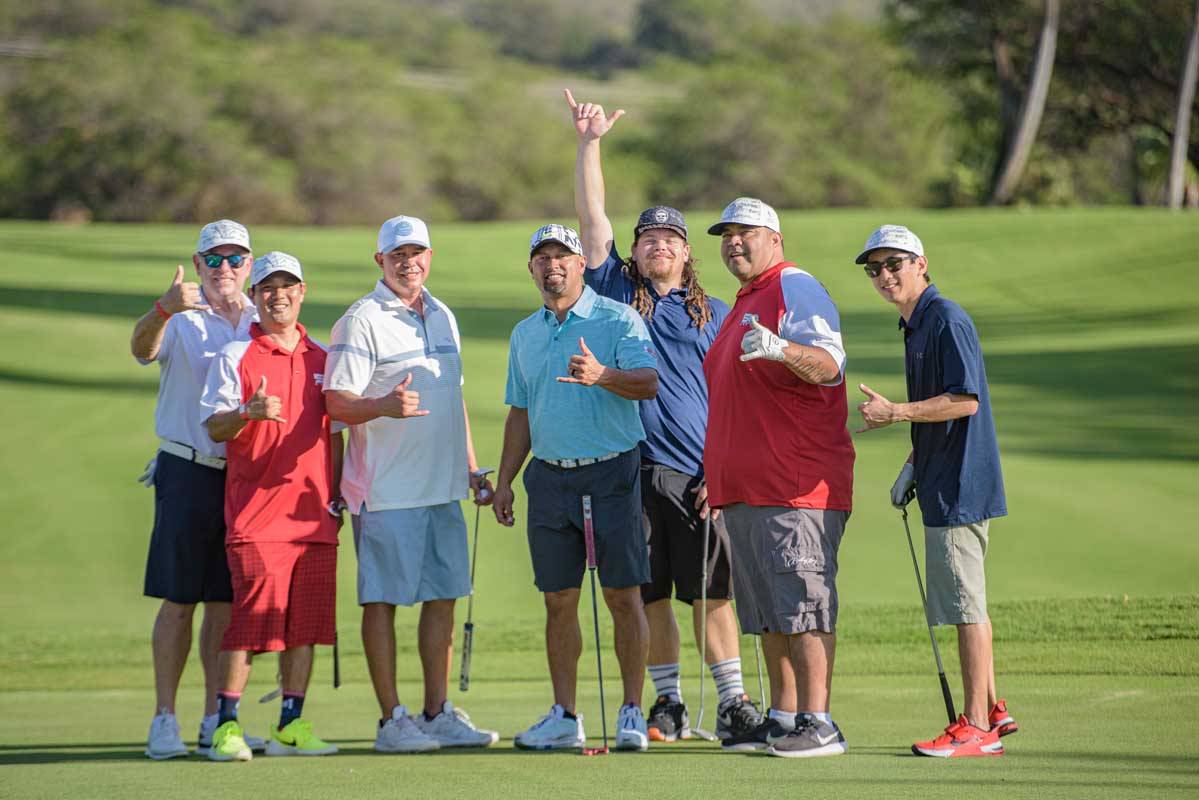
[
  {"x1": 396, "y1": 220, "x2": 413, "y2": 236},
  {"x1": 653, "y1": 209, "x2": 668, "y2": 223}
]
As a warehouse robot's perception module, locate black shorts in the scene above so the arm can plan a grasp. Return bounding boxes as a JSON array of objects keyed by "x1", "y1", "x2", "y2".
[
  {"x1": 523, "y1": 448, "x2": 649, "y2": 592},
  {"x1": 143, "y1": 451, "x2": 233, "y2": 604},
  {"x1": 640, "y1": 461, "x2": 733, "y2": 605}
]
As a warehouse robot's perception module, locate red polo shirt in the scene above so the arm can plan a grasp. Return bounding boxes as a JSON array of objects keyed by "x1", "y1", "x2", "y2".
[
  {"x1": 702, "y1": 263, "x2": 854, "y2": 510},
  {"x1": 205, "y1": 322, "x2": 339, "y2": 545}
]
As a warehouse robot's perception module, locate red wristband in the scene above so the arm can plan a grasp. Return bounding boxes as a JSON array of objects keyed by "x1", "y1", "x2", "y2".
[{"x1": 154, "y1": 300, "x2": 172, "y2": 320}]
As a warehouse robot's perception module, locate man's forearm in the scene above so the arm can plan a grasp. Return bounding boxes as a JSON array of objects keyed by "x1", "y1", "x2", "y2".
[
  {"x1": 205, "y1": 409, "x2": 247, "y2": 443},
  {"x1": 780, "y1": 343, "x2": 841, "y2": 385},
  {"x1": 326, "y1": 390, "x2": 382, "y2": 425},
  {"x1": 597, "y1": 367, "x2": 658, "y2": 400},
  {"x1": 897, "y1": 392, "x2": 978, "y2": 423},
  {"x1": 131, "y1": 309, "x2": 169, "y2": 361},
  {"x1": 496, "y1": 408, "x2": 532, "y2": 489}
]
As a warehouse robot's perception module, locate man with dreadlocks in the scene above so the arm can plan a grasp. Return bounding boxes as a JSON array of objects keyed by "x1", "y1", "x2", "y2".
[{"x1": 565, "y1": 89, "x2": 763, "y2": 744}]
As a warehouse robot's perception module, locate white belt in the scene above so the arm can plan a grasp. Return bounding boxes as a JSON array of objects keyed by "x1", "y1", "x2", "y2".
[
  {"x1": 540, "y1": 452, "x2": 621, "y2": 469},
  {"x1": 159, "y1": 440, "x2": 227, "y2": 470}
]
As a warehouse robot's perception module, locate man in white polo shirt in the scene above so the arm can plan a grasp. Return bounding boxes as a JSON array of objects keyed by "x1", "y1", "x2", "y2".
[
  {"x1": 130, "y1": 220, "x2": 264, "y2": 760},
  {"x1": 324, "y1": 215, "x2": 498, "y2": 753}
]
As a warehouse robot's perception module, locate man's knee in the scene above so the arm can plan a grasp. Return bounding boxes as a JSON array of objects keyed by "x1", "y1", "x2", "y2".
[
  {"x1": 159, "y1": 599, "x2": 197, "y2": 623},
  {"x1": 601, "y1": 586, "x2": 644, "y2": 619},
  {"x1": 544, "y1": 589, "x2": 581, "y2": 619}
]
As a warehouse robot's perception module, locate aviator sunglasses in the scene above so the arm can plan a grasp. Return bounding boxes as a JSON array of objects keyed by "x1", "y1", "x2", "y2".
[{"x1": 202, "y1": 253, "x2": 248, "y2": 269}]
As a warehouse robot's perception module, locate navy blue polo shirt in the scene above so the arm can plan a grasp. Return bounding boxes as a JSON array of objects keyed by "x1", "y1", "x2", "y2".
[
  {"x1": 902, "y1": 284, "x2": 1007, "y2": 527},
  {"x1": 586, "y1": 245, "x2": 729, "y2": 477}
]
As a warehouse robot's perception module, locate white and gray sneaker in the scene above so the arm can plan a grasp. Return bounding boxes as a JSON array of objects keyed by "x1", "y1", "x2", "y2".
[
  {"x1": 374, "y1": 705, "x2": 440, "y2": 753},
  {"x1": 614, "y1": 704, "x2": 649, "y2": 751},
  {"x1": 145, "y1": 708, "x2": 189, "y2": 760},
  {"x1": 414, "y1": 700, "x2": 499, "y2": 748},
  {"x1": 514, "y1": 704, "x2": 586, "y2": 750},
  {"x1": 196, "y1": 713, "x2": 266, "y2": 755},
  {"x1": 765, "y1": 713, "x2": 847, "y2": 758}
]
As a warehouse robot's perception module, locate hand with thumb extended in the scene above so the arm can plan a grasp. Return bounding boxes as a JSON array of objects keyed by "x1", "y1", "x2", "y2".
[
  {"x1": 855, "y1": 383, "x2": 897, "y2": 432},
  {"x1": 160, "y1": 264, "x2": 210, "y2": 314},
  {"x1": 740, "y1": 318, "x2": 788, "y2": 362},
  {"x1": 379, "y1": 372, "x2": 429, "y2": 418},
  {"x1": 557, "y1": 337, "x2": 605, "y2": 385},
  {"x1": 244, "y1": 376, "x2": 287, "y2": 424}
]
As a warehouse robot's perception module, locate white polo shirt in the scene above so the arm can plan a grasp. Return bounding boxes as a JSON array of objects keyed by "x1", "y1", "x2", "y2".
[
  {"x1": 325, "y1": 280, "x2": 467, "y2": 512},
  {"x1": 138, "y1": 291, "x2": 256, "y2": 458}
]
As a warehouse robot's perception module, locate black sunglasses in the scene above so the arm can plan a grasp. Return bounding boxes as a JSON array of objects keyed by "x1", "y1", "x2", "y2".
[
  {"x1": 202, "y1": 253, "x2": 247, "y2": 269},
  {"x1": 863, "y1": 255, "x2": 916, "y2": 278}
]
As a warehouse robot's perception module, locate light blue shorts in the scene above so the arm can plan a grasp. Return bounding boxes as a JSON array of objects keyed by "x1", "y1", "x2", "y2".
[{"x1": 351, "y1": 502, "x2": 471, "y2": 606}]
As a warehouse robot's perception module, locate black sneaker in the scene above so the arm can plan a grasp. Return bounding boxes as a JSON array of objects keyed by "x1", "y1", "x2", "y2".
[
  {"x1": 715, "y1": 694, "x2": 765, "y2": 740},
  {"x1": 647, "y1": 695, "x2": 690, "y2": 742},
  {"x1": 720, "y1": 715, "x2": 787, "y2": 752},
  {"x1": 765, "y1": 713, "x2": 847, "y2": 758}
]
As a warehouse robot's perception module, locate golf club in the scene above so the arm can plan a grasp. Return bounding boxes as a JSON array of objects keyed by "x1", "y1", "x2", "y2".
[
  {"x1": 691, "y1": 514, "x2": 719, "y2": 741},
  {"x1": 753, "y1": 635, "x2": 765, "y2": 711},
  {"x1": 579, "y1": 495, "x2": 610, "y2": 756},
  {"x1": 901, "y1": 502, "x2": 957, "y2": 725},
  {"x1": 460, "y1": 467, "x2": 493, "y2": 692},
  {"x1": 333, "y1": 632, "x2": 341, "y2": 689}
]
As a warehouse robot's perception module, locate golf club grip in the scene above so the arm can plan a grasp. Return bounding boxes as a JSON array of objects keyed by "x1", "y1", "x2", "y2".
[
  {"x1": 938, "y1": 670, "x2": 956, "y2": 725},
  {"x1": 459, "y1": 622, "x2": 473, "y2": 691},
  {"x1": 333, "y1": 634, "x2": 341, "y2": 689},
  {"x1": 581, "y1": 495, "x2": 597, "y2": 569}
]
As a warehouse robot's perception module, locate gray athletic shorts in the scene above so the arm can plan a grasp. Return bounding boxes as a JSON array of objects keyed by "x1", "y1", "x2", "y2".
[
  {"x1": 723, "y1": 504, "x2": 849, "y2": 635},
  {"x1": 925, "y1": 520, "x2": 990, "y2": 626},
  {"x1": 351, "y1": 501, "x2": 471, "y2": 606}
]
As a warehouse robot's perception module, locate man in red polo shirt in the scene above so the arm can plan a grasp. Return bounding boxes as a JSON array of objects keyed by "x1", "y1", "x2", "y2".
[
  {"x1": 199, "y1": 251, "x2": 344, "y2": 761},
  {"x1": 703, "y1": 198, "x2": 855, "y2": 758}
]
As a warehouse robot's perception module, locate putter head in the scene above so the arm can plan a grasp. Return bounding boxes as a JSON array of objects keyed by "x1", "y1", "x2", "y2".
[{"x1": 580, "y1": 746, "x2": 610, "y2": 756}]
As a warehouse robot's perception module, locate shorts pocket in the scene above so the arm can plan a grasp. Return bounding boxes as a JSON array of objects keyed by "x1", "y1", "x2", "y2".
[{"x1": 770, "y1": 545, "x2": 829, "y2": 614}]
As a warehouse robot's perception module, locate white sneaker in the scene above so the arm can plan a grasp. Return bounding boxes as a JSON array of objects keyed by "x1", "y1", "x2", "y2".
[
  {"x1": 514, "y1": 704, "x2": 585, "y2": 750},
  {"x1": 413, "y1": 700, "x2": 499, "y2": 747},
  {"x1": 373, "y1": 705, "x2": 440, "y2": 753},
  {"x1": 197, "y1": 713, "x2": 266, "y2": 754},
  {"x1": 145, "y1": 708, "x2": 189, "y2": 760},
  {"x1": 615, "y1": 704, "x2": 649, "y2": 751}
]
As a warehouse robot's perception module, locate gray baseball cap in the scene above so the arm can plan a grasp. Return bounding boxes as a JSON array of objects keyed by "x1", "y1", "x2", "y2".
[
  {"x1": 707, "y1": 197, "x2": 780, "y2": 235},
  {"x1": 529, "y1": 224, "x2": 583, "y2": 257},
  {"x1": 634, "y1": 206, "x2": 688, "y2": 240},
  {"x1": 250, "y1": 251, "x2": 304, "y2": 287},
  {"x1": 377, "y1": 215, "x2": 431, "y2": 253},
  {"x1": 855, "y1": 224, "x2": 925, "y2": 264},
  {"x1": 197, "y1": 219, "x2": 251, "y2": 253}
]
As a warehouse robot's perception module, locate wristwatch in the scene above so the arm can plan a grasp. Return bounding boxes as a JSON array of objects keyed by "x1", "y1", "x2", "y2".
[{"x1": 326, "y1": 497, "x2": 348, "y2": 517}]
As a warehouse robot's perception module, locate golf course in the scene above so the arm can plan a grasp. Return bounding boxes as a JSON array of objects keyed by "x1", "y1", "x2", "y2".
[{"x1": 0, "y1": 208, "x2": 1195, "y2": 798}]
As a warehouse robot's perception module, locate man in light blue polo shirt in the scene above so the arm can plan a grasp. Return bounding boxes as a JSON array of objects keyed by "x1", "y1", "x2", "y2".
[{"x1": 493, "y1": 223, "x2": 659, "y2": 752}]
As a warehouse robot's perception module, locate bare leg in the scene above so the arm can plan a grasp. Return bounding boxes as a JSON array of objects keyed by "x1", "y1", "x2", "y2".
[
  {"x1": 418, "y1": 599, "x2": 456, "y2": 716},
  {"x1": 152, "y1": 600, "x2": 196, "y2": 714},
  {"x1": 602, "y1": 586, "x2": 649, "y2": 706},
  {"x1": 280, "y1": 645, "x2": 314, "y2": 695},
  {"x1": 362, "y1": 603, "x2": 399, "y2": 718},
  {"x1": 760, "y1": 632, "x2": 797, "y2": 713},
  {"x1": 644, "y1": 598, "x2": 680, "y2": 666},
  {"x1": 690, "y1": 599, "x2": 740, "y2": 664},
  {"x1": 958, "y1": 621, "x2": 993, "y2": 728},
  {"x1": 198, "y1": 602, "x2": 231, "y2": 715},
  {"x1": 789, "y1": 631, "x2": 835, "y2": 713},
  {"x1": 544, "y1": 589, "x2": 582, "y2": 712},
  {"x1": 219, "y1": 649, "x2": 253, "y2": 694}
]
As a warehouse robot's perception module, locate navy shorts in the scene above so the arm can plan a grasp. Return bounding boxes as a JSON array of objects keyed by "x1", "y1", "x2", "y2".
[
  {"x1": 143, "y1": 451, "x2": 233, "y2": 604},
  {"x1": 640, "y1": 461, "x2": 732, "y2": 605},
  {"x1": 523, "y1": 448, "x2": 649, "y2": 592}
]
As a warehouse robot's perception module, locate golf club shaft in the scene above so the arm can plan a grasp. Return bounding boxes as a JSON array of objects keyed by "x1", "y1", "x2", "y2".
[
  {"x1": 581, "y1": 495, "x2": 608, "y2": 749},
  {"x1": 697, "y1": 515, "x2": 709, "y2": 730},
  {"x1": 902, "y1": 507, "x2": 956, "y2": 725},
  {"x1": 333, "y1": 632, "x2": 341, "y2": 689},
  {"x1": 754, "y1": 635, "x2": 765, "y2": 711},
  {"x1": 460, "y1": 503, "x2": 483, "y2": 691}
]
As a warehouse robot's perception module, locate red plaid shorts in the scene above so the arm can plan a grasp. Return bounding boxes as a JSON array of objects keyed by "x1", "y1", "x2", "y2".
[{"x1": 222, "y1": 542, "x2": 337, "y2": 652}]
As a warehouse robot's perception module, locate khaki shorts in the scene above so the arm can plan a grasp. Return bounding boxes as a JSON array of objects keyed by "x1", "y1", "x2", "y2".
[
  {"x1": 924, "y1": 520, "x2": 990, "y2": 626},
  {"x1": 723, "y1": 504, "x2": 848, "y2": 635}
]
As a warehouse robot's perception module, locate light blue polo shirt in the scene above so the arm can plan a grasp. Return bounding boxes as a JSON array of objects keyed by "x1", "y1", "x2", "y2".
[{"x1": 505, "y1": 285, "x2": 658, "y2": 460}]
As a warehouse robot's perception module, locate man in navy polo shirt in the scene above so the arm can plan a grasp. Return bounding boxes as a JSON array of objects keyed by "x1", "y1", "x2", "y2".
[
  {"x1": 854, "y1": 224, "x2": 1016, "y2": 758},
  {"x1": 565, "y1": 89, "x2": 764, "y2": 743}
]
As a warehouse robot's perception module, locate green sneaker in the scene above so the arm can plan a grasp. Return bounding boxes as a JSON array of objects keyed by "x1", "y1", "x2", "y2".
[
  {"x1": 207, "y1": 720, "x2": 252, "y2": 762},
  {"x1": 265, "y1": 719, "x2": 338, "y2": 756}
]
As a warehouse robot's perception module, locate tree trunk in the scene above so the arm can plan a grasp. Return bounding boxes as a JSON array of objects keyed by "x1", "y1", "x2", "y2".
[
  {"x1": 989, "y1": 0, "x2": 1060, "y2": 205},
  {"x1": 1167, "y1": 0, "x2": 1199, "y2": 210}
]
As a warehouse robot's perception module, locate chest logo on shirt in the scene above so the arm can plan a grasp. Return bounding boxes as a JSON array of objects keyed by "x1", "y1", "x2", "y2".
[
  {"x1": 741, "y1": 313, "x2": 759, "y2": 327},
  {"x1": 313, "y1": 373, "x2": 324, "y2": 387}
]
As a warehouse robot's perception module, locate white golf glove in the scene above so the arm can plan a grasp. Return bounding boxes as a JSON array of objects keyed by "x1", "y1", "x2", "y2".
[
  {"x1": 890, "y1": 462, "x2": 915, "y2": 508},
  {"x1": 740, "y1": 319, "x2": 788, "y2": 362},
  {"x1": 137, "y1": 455, "x2": 157, "y2": 489}
]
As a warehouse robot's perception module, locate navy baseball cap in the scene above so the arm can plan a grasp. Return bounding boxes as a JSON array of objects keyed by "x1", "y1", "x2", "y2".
[{"x1": 634, "y1": 206, "x2": 688, "y2": 240}]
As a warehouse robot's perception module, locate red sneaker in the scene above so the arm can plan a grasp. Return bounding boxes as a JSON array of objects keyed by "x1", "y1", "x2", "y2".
[
  {"x1": 912, "y1": 715, "x2": 1004, "y2": 757},
  {"x1": 989, "y1": 699, "x2": 1018, "y2": 737}
]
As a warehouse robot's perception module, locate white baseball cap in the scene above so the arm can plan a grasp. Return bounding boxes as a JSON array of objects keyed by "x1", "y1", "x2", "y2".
[
  {"x1": 855, "y1": 224, "x2": 925, "y2": 264},
  {"x1": 377, "y1": 215, "x2": 431, "y2": 253},
  {"x1": 707, "y1": 197, "x2": 780, "y2": 235},
  {"x1": 196, "y1": 219, "x2": 251, "y2": 253},
  {"x1": 529, "y1": 224, "x2": 583, "y2": 257},
  {"x1": 250, "y1": 251, "x2": 304, "y2": 287}
]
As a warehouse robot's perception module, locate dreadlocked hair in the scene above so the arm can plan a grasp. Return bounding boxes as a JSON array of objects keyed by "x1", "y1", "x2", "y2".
[{"x1": 623, "y1": 256, "x2": 714, "y2": 331}]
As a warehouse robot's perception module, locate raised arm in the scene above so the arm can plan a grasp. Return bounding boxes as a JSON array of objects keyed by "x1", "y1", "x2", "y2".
[
  {"x1": 131, "y1": 264, "x2": 210, "y2": 361},
  {"x1": 565, "y1": 88, "x2": 623, "y2": 269}
]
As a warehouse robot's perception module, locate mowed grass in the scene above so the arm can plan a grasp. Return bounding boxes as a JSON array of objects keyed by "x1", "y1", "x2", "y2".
[{"x1": 0, "y1": 209, "x2": 1196, "y2": 799}]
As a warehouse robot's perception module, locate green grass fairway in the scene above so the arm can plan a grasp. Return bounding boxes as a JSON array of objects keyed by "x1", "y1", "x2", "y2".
[{"x1": 0, "y1": 209, "x2": 1196, "y2": 799}]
